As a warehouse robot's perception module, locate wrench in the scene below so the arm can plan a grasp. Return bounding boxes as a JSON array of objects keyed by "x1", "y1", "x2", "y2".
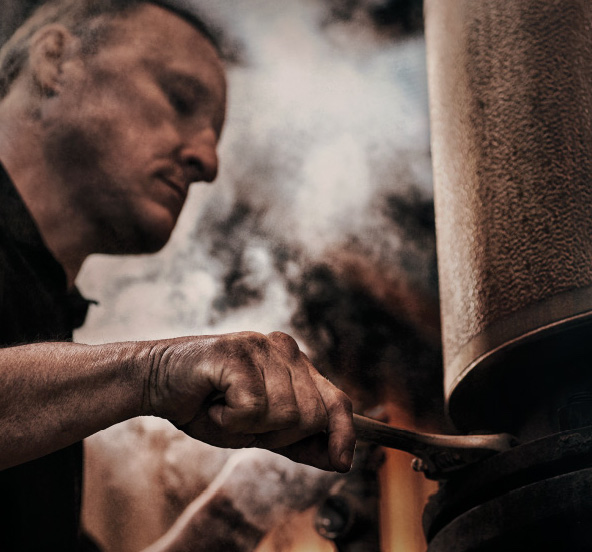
[{"x1": 353, "y1": 413, "x2": 518, "y2": 479}]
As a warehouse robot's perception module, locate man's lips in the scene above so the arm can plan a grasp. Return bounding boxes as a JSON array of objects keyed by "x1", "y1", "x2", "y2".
[{"x1": 157, "y1": 173, "x2": 188, "y2": 201}]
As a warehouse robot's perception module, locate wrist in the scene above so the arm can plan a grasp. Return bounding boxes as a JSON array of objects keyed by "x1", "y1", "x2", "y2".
[
  {"x1": 132, "y1": 340, "x2": 168, "y2": 418},
  {"x1": 134, "y1": 337, "x2": 214, "y2": 422},
  {"x1": 93, "y1": 341, "x2": 154, "y2": 421}
]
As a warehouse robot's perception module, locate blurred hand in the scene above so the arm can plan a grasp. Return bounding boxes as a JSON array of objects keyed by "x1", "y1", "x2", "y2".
[{"x1": 141, "y1": 331, "x2": 355, "y2": 472}]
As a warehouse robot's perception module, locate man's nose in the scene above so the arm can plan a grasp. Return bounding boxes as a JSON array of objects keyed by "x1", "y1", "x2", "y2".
[{"x1": 180, "y1": 128, "x2": 219, "y2": 184}]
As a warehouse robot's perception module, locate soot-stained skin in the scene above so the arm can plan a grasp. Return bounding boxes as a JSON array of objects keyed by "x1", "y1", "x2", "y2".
[{"x1": 40, "y1": 4, "x2": 226, "y2": 257}]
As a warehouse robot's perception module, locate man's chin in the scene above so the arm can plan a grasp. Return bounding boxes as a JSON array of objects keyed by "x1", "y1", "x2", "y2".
[
  {"x1": 104, "y1": 219, "x2": 176, "y2": 256},
  {"x1": 137, "y1": 206, "x2": 182, "y2": 251},
  {"x1": 133, "y1": 227, "x2": 174, "y2": 254}
]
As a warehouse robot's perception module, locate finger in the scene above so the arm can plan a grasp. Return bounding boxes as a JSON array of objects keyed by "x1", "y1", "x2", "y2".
[
  {"x1": 257, "y1": 362, "x2": 300, "y2": 433},
  {"x1": 242, "y1": 386, "x2": 327, "y2": 451},
  {"x1": 308, "y1": 368, "x2": 356, "y2": 472},
  {"x1": 266, "y1": 331, "x2": 301, "y2": 361},
  {"x1": 267, "y1": 332, "x2": 328, "y2": 429},
  {"x1": 210, "y1": 333, "x2": 300, "y2": 434},
  {"x1": 292, "y1": 351, "x2": 329, "y2": 430},
  {"x1": 254, "y1": 352, "x2": 353, "y2": 468},
  {"x1": 258, "y1": 332, "x2": 322, "y2": 434},
  {"x1": 271, "y1": 433, "x2": 335, "y2": 472},
  {"x1": 178, "y1": 410, "x2": 258, "y2": 450},
  {"x1": 207, "y1": 358, "x2": 268, "y2": 433},
  {"x1": 266, "y1": 333, "x2": 328, "y2": 443}
]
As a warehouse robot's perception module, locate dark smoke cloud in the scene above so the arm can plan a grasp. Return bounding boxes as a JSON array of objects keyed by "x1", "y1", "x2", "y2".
[
  {"x1": 195, "y1": 200, "x2": 300, "y2": 322},
  {"x1": 290, "y1": 260, "x2": 443, "y2": 420},
  {"x1": 74, "y1": 0, "x2": 438, "y2": 423},
  {"x1": 193, "y1": 186, "x2": 443, "y2": 424},
  {"x1": 321, "y1": 0, "x2": 424, "y2": 37},
  {"x1": 203, "y1": 202, "x2": 267, "y2": 315},
  {"x1": 288, "y1": 191, "x2": 443, "y2": 423}
]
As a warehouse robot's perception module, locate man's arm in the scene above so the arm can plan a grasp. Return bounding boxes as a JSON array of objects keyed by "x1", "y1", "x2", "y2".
[{"x1": 0, "y1": 331, "x2": 355, "y2": 473}]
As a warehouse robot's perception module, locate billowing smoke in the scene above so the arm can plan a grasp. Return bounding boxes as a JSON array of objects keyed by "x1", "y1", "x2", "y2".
[
  {"x1": 288, "y1": 191, "x2": 442, "y2": 421},
  {"x1": 74, "y1": 0, "x2": 439, "y2": 548},
  {"x1": 321, "y1": 0, "x2": 424, "y2": 36},
  {"x1": 186, "y1": 185, "x2": 443, "y2": 421}
]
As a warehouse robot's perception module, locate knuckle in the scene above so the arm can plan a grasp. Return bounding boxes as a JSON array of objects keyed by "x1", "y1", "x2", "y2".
[
  {"x1": 267, "y1": 331, "x2": 301, "y2": 359},
  {"x1": 310, "y1": 407, "x2": 329, "y2": 432},
  {"x1": 243, "y1": 331, "x2": 271, "y2": 353},
  {"x1": 327, "y1": 389, "x2": 353, "y2": 416},
  {"x1": 338, "y1": 391, "x2": 353, "y2": 413},
  {"x1": 298, "y1": 349, "x2": 312, "y2": 365},
  {"x1": 218, "y1": 332, "x2": 269, "y2": 370},
  {"x1": 279, "y1": 405, "x2": 300, "y2": 425},
  {"x1": 267, "y1": 394, "x2": 300, "y2": 426},
  {"x1": 298, "y1": 399, "x2": 327, "y2": 431},
  {"x1": 228, "y1": 379, "x2": 268, "y2": 420},
  {"x1": 241, "y1": 392, "x2": 268, "y2": 416}
]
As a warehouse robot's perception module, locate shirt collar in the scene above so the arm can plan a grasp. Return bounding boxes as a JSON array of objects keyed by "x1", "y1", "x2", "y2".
[
  {"x1": 0, "y1": 163, "x2": 51, "y2": 250},
  {"x1": 0, "y1": 162, "x2": 95, "y2": 329}
]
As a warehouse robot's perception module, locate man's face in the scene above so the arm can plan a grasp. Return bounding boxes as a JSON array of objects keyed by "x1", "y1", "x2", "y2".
[{"x1": 43, "y1": 4, "x2": 227, "y2": 254}]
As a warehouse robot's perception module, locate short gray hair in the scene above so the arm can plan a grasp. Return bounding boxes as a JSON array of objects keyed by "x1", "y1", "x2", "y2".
[{"x1": 0, "y1": 0, "x2": 220, "y2": 99}]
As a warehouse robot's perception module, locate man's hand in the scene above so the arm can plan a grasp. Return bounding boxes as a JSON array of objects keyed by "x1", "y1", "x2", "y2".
[{"x1": 141, "y1": 331, "x2": 355, "y2": 473}]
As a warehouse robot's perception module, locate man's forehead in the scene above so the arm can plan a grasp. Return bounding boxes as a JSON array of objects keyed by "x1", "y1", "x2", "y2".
[{"x1": 145, "y1": 0, "x2": 219, "y2": 52}]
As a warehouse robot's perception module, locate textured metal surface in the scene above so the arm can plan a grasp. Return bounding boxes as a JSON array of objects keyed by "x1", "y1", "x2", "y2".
[
  {"x1": 424, "y1": 426, "x2": 592, "y2": 551},
  {"x1": 423, "y1": 425, "x2": 592, "y2": 539},
  {"x1": 425, "y1": 0, "x2": 592, "y2": 427},
  {"x1": 427, "y1": 468, "x2": 592, "y2": 552}
]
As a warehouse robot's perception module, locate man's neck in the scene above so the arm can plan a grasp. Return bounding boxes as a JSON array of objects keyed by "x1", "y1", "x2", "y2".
[{"x1": 0, "y1": 93, "x2": 92, "y2": 288}]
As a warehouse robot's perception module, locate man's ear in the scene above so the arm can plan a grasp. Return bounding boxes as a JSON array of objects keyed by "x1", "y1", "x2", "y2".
[{"x1": 29, "y1": 24, "x2": 78, "y2": 97}]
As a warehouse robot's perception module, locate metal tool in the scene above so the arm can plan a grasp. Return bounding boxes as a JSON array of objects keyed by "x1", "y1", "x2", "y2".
[{"x1": 353, "y1": 414, "x2": 518, "y2": 479}]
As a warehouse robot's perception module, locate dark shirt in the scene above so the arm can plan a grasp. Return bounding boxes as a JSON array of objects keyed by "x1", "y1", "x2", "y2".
[{"x1": 0, "y1": 164, "x2": 92, "y2": 551}]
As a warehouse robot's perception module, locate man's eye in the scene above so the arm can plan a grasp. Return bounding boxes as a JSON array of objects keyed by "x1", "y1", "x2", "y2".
[{"x1": 168, "y1": 90, "x2": 194, "y2": 115}]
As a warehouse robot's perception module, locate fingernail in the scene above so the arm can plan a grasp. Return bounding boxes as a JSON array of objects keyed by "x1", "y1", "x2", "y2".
[{"x1": 339, "y1": 449, "x2": 353, "y2": 472}]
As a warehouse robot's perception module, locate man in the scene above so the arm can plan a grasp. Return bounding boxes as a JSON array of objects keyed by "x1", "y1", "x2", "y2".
[{"x1": 0, "y1": 0, "x2": 356, "y2": 549}]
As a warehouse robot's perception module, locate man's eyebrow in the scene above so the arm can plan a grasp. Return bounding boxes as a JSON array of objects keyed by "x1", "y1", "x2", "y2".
[
  {"x1": 141, "y1": 57, "x2": 208, "y2": 95},
  {"x1": 156, "y1": 67, "x2": 226, "y2": 135},
  {"x1": 158, "y1": 70, "x2": 208, "y2": 96}
]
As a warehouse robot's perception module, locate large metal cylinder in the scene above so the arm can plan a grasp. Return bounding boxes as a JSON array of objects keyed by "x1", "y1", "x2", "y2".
[{"x1": 425, "y1": 0, "x2": 592, "y2": 432}]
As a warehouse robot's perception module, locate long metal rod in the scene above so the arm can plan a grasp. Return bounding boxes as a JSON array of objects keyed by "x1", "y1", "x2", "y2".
[{"x1": 353, "y1": 414, "x2": 518, "y2": 478}]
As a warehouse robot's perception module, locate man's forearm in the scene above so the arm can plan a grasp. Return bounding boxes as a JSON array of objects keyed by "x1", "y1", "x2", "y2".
[
  {"x1": 0, "y1": 341, "x2": 146, "y2": 469},
  {"x1": 0, "y1": 331, "x2": 356, "y2": 474}
]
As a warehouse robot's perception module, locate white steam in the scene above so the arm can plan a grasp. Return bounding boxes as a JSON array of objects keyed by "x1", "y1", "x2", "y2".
[
  {"x1": 78, "y1": 2, "x2": 433, "y2": 548},
  {"x1": 76, "y1": 0, "x2": 431, "y2": 344}
]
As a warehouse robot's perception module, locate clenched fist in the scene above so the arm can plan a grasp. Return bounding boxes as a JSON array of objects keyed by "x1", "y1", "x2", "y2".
[{"x1": 139, "y1": 331, "x2": 356, "y2": 472}]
